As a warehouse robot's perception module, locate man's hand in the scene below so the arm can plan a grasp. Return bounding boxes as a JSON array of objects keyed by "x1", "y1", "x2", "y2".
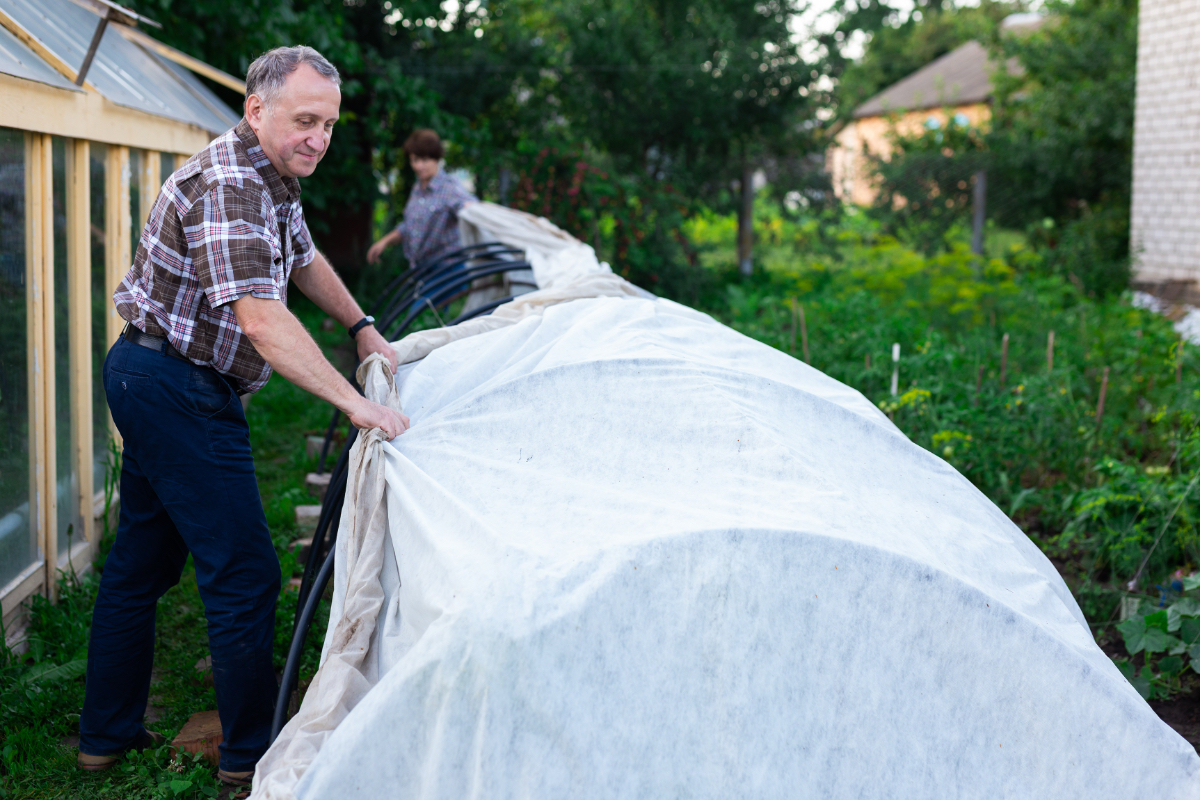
[
  {"x1": 348, "y1": 397, "x2": 410, "y2": 439},
  {"x1": 232, "y1": 295, "x2": 411, "y2": 440},
  {"x1": 356, "y1": 325, "x2": 398, "y2": 373}
]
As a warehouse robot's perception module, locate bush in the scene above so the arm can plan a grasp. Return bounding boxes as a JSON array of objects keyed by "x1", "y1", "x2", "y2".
[
  {"x1": 701, "y1": 209, "x2": 1200, "y2": 599},
  {"x1": 504, "y1": 139, "x2": 713, "y2": 305}
]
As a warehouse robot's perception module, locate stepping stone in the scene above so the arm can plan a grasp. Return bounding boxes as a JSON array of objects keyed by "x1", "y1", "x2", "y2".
[
  {"x1": 305, "y1": 435, "x2": 326, "y2": 459},
  {"x1": 291, "y1": 537, "x2": 313, "y2": 565},
  {"x1": 194, "y1": 655, "x2": 213, "y2": 687},
  {"x1": 172, "y1": 710, "x2": 222, "y2": 766},
  {"x1": 305, "y1": 472, "x2": 331, "y2": 501},
  {"x1": 295, "y1": 505, "x2": 322, "y2": 533}
]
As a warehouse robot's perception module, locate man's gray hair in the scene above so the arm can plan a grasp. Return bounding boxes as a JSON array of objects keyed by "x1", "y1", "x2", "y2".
[{"x1": 245, "y1": 46, "x2": 341, "y2": 108}]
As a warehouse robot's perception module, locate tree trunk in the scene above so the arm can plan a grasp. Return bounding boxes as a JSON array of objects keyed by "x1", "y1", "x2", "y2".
[{"x1": 737, "y1": 161, "x2": 754, "y2": 277}]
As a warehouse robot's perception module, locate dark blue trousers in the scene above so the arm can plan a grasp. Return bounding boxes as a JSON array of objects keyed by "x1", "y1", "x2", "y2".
[{"x1": 80, "y1": 335, "x2": 280, "y2": 772}]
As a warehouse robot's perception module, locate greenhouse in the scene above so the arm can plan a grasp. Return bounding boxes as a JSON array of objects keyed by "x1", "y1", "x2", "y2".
[{"x1": 0, "y1": 0, "x2": 239, "y2": 643}]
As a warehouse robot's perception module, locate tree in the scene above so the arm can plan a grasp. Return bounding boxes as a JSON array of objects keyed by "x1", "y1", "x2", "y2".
[
  {"x1": 987, "y1": 0, "x2": 1138, "y2": 296},
  {"x1": 541, "y1": 0, "x2": 825, "y2": 274}
]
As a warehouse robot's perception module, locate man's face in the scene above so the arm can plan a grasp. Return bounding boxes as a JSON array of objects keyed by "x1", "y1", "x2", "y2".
[
  {"x1": 245, "y1": 64, "x2": 341, "y2": 180},
  {"x1": 410, "y1": 154, "x2": 440, "y2": 184}
]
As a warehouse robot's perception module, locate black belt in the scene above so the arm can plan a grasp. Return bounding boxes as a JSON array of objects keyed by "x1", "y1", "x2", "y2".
[{"x1": 122, "y1": 323, "x2": 190, "y2": 362}]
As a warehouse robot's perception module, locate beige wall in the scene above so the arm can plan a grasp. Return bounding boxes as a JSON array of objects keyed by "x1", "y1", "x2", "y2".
[
  {"x1": 828, "y1": 103, "x2": 991, "y2": 207},
  {"x1": 1130, "y1": 0, "x2": 1200, "y2": 293}
]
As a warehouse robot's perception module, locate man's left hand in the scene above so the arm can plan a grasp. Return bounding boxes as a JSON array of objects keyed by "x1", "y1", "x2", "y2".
[{"x1": 357, "y1": 326, "x2": 398, "y2": 374}]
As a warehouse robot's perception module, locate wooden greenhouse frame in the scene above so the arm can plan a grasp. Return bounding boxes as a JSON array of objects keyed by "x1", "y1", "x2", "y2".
[{"x1": 0, "y1": 0, "x2": 243, "y2": 645}]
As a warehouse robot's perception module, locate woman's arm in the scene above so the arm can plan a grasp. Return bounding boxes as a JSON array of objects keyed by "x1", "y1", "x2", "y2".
[{"x1": 367, "y1": 228, "x2": 403, "y2": 265}]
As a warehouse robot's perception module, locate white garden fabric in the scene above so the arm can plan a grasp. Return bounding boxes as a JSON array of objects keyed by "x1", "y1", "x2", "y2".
[{"x1": 252, "y1": 206, "x2": 1200, "y2": 800}]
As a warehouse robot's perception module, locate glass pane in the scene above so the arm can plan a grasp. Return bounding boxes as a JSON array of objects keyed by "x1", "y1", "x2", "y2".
[
  {"x1": 0, "y1": 128, "x2": 33, "y2": 588},
  {"x1": 0, "y1": 0, "x2": 237, "y2": 133},
  {"x1": 52, "y1": 137, "x2": 80, "y2": 557},
  {"x1": 90, "y1": 143, "x2": 109, "y2": 499}
]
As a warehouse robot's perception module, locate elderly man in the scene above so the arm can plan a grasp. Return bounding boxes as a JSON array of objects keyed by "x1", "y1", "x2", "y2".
[
  {"x1": 366, "y1": 128, "x2": 477, "y2": 268},
  {"x1": 77, "y1": 46, "x2": 407, "y2": 784}
]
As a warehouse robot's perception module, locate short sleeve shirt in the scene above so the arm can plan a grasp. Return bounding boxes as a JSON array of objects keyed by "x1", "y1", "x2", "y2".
[
  {"x1": 113, "y1": 119, "x2": 315, "y2": 393},
  {"x1": 396, "y1": 169, "x2": 477, "y2": 267}
]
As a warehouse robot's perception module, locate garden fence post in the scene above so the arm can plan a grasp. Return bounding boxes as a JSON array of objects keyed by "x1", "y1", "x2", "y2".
[
  {"x1": 971, "y1": 169, "x2": 987, "y2": 256},
  {"x1": 798, "y1": 303, "x2": 810, "y2": 364},
  {"x1": 1096, "y1": 366, "x2": 1110, "y2": 426},
  {"x1": 1000, "y1": 333, "x2": 1009, "y2": 389},
  {"x1": 789, "y1": 297, "x2": 797, "y2": 354},
  {"x1": 1047, "y1": 330, "x2": 1055, "y2": 373},
  {"x1": 891, "y1": 343, "x2": 900, "y2": 396}
]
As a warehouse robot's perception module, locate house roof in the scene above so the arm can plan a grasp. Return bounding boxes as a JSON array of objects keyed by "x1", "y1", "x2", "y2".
[
  {"x1": 0, "y1": 0, "x2": 239, "y2": 135},
  {"x1": 853, "y1": 40, "x2": 994, "y2": 119}
]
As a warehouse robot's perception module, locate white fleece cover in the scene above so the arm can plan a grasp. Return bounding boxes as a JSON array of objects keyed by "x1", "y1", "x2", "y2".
[
  {"x1": 252, "y1": 207, "x2": 1200, "y2": 799},
  {"x1": 254, "y1": 296, "x2": 1200, "y2": 799}
]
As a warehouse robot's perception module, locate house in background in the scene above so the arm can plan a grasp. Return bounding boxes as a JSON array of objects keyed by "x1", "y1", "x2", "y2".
[
  {"x1": 827, "y1": 14, "x2": 1042, "y2": 207},
  {"x1": 1130, "y1": 0, "x2": 1200, "y2": 302}
]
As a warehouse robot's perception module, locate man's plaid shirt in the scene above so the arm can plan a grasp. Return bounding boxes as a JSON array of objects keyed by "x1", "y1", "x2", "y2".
[{"x1": 114, "y1": 119, "x2": 315, "y2": 393}]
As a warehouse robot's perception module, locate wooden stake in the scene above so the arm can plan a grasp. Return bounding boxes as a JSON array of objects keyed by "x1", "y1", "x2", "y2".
[
  {"x1": 1096, "y1": 366, "x2": 1110, "y2": 425},
  {"x1": 1000, "y1": 333, "x2": 1009, "y2": 389},
  {"x1": 798, "y1": 303, "x2": 810, "y2": 364},
  {"x1": 789, "y1": 297, "x2": 797, "y2": 354},
  {"x1": 1046, "y1": 330, "x2": 1055, "y2": 373},
  {"x1": 865, "y1": 352, "x2": 871, "y2": 370},
  {"x1": 890, "y1": 343, "x2": 900, "y2": 396}
]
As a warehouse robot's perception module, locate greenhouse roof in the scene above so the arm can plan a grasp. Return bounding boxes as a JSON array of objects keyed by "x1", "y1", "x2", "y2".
[{"x1": 0, "y1": 0, "x2": 240, "y2": 135}]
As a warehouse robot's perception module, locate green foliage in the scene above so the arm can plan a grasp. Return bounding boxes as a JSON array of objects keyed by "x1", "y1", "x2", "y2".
[
  {"x1": 870, "y1": 115, "x2": 989, "y2": 253},
  {"x1": 1059, "y1": 435, "x2": 1200, "y2": 581},
  {"x1": 546, "y1": 0, "x2": 821, "y2": 200},
  {"x1": 988, "y1": 0, "x2": 1137, "y2": 226},
  {"x1": 986, "y1": 0, "x2": 1138, "y2": 297},
  {"x1": 858, "y1": 0, "x2": 1136, "y2": 296},
  {"x1": 699, "y1": 203, "x2": 1200, "y2": 592},
  {"x1": 503, "y1": 140, "x2": 711, "y2": 303},
  {"x1": 1114, "y1": 578, "x2": 1200, "y2": 700}
]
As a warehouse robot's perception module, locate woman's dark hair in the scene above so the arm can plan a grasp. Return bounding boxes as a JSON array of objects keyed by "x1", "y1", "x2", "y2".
[{"x1": 403, "y1": 129, "x2": 444, "y2": 161}]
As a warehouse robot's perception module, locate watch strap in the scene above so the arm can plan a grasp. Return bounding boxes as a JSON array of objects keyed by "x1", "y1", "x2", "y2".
[{"x1": 348, "y1": 316, "x2": 375, "y2": 340}]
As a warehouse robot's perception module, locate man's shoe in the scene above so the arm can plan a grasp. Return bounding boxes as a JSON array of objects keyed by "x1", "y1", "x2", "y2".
[
  {"x1": 77, "y1": 729, "x2": 164, "y2": 772},
  {"x1": 218, "y1": 768, "x2": 254, "y2": 785}
]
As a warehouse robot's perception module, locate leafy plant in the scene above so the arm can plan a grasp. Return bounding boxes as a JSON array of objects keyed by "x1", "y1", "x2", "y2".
[{"x1": 1114, "y1": 575, "x2": 1200, "y2": 699}]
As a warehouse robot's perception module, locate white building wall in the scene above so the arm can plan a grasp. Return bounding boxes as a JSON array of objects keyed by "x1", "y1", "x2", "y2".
[{"x1": 1130, "y1": 0, "x2": 1200, "y2": 291}]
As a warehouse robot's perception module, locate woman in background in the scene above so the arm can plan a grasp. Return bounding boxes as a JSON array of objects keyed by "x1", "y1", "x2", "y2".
[{"x1": 367, "y1": 129, "x2": 477, "y2": 267}]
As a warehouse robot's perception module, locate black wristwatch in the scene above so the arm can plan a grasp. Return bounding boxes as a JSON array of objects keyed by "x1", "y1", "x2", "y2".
[{"x1": 348, "y1": 315, "x2": 375, "y2": 340}]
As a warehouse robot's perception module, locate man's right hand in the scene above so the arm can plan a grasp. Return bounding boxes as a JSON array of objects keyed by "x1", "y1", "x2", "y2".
[{"x1": 348, "y1": 398, "x2": 410, "y2": 440}]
